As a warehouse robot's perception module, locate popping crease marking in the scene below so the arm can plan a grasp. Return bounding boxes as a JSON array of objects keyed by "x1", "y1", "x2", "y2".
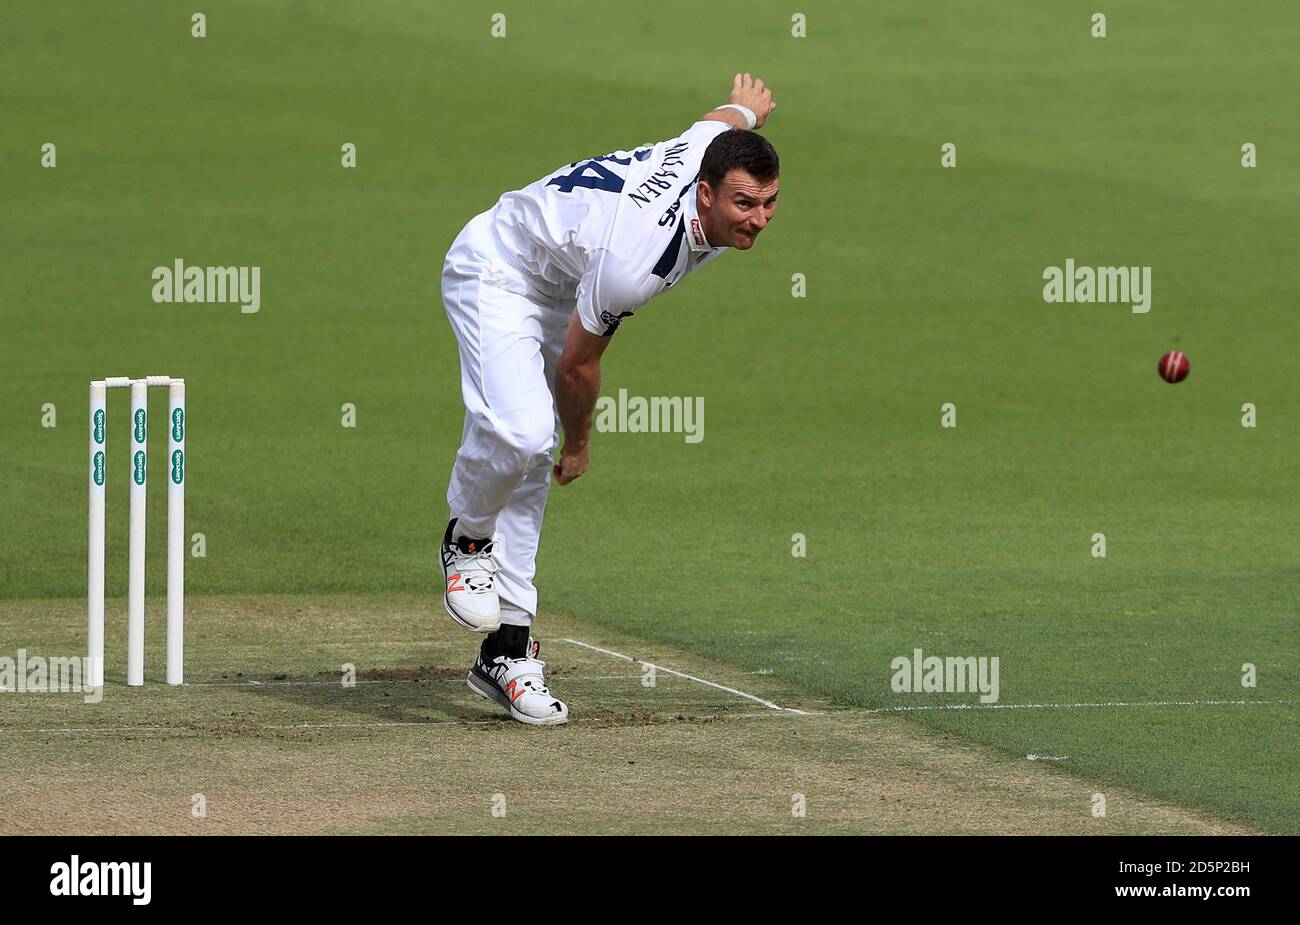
[
  {"x1": 185, "y1": 674, "x2": 677, "y2": 687},
  {"x1": 1, "y1": 711, "x2": 795, "y2": 735},
  {"x1": 564, "y1": 638, "x2": 813, "y2": 714},
  {"x1": 855, "y1": 698, "x2": 1298, "y2": 714}
]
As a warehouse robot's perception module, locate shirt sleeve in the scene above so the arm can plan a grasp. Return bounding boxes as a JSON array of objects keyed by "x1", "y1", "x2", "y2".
[
  {"x1": 682, "y1": 118, "x2": 735, "y2": 148},
  {"x1": 576, "y1": 248, "x2": 655, "y2": 337}
]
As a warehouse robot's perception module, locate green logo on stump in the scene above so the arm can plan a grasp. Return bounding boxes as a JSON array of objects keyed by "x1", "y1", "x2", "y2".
[
  {"x1": 93, "y1": 451, "x2": 105, "y2": 486},
  {"x1": 133, "y1": 408, "x2": 147, "y2": 445},
  {"x1": 171, "y1": 449, "x2": 184, "y2": 484},
  {"x1": 172, "y1": 407, "x2": 184, "y2": 442},
  {"x1": 93, "y1": 409, "x2": 105, "y2": 445},
  {"x1": 133, "y1": 450, "x2": 146, "y2": 485}
]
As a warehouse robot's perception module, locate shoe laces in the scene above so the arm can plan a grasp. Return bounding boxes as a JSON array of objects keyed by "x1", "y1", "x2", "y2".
[{"x1": 455, "y1": 541, "x2": 497, "y2": 589}]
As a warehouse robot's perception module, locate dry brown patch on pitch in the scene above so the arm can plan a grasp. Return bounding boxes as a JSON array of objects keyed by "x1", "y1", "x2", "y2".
[{"x1": 0, "y1": 709, "x2": 1255, "y2": 835}]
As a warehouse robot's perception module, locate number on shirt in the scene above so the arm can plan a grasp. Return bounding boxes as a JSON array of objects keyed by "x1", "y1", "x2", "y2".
[
  {"x1": 546, "y1": 149, "x2": 651, "y2": 195},
  {"x1": 547, "y1": 159, "x2": 624, "y2": 194}
]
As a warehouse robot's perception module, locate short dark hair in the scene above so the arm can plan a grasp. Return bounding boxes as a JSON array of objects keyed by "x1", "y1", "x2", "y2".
[{"x1": 699, "y1": 129, "x2": 779, "y2": 191}]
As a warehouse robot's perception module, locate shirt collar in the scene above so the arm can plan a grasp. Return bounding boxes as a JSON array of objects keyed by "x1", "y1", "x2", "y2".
[{"x1": 684, "y1": 182, "x2": 721, "y2": 253}]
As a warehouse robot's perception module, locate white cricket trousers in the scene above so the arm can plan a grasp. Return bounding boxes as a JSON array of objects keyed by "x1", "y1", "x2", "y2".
[{"x1": 441, "y1": 214, "x2": 574, "y2": 625}]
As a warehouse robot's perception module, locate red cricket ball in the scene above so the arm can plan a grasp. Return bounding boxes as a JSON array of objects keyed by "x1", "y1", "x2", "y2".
[{"x1": 1158, "y1": 351, "x2": 1189, "y2": 383}]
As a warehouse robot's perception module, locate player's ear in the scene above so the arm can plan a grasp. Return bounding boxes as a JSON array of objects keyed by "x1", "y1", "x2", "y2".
[{"x1": 697, "y1": 179, "x2": 712, "y2": 210}]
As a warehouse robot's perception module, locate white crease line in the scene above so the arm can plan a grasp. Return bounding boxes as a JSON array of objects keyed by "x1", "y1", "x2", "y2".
[
  {"x1": 10, "y1": 672, "x2": 739, "y2": 692},
  {"x1": 853, "y1": 698, "x2": 1299, "y2": 715},
  {"x1": 2, "y1": 721, "x2": 472, "y2": 735},
  {"x1": 264, "y1": 710, "x2": 789, "y2": 730},
  {"x1": 564, "y1": 638, "x2": 813, "y2": 715},
  {"x1": 30, "y1": 725, "x2": 192, "y2": 734},
  {"x1": 185, "y1": 674, "x2": 645, "y2": 688},
  {"x1": 267, "y1": 719, "x2": 476, "y2": 730}
]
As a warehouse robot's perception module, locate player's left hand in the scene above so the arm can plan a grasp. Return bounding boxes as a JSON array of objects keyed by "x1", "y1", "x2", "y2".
[{"x1": 553, "y1": 445, "x2": 588, "y2": 485}]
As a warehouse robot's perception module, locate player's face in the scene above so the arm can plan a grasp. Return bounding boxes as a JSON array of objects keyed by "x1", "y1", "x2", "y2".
[{"x1": 705, "y1": 170, "x2": 779, "y2": 250}]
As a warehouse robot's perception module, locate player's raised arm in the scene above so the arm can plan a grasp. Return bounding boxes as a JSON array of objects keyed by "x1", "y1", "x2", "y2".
[{"x1": 701, "y1": 73, "x2": 777, "y2": 130}]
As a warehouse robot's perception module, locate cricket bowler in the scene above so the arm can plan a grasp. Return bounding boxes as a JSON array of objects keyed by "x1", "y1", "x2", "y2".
[{"x1": 439, "y1": 74, "x2": 779, "y2": 725}]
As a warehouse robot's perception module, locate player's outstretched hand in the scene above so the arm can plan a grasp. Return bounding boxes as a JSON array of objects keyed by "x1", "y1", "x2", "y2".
[{"x1": 730, "y1": 73, "x2": 776, "y2": 128}]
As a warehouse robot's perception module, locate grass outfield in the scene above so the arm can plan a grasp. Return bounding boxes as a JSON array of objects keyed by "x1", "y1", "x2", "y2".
[{"x1": 2, "y1": 1, "x2": 1297, "y2": 832}]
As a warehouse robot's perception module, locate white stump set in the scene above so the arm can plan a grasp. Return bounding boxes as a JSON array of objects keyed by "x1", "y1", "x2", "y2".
[{"x1": 87, "y1": 376, "x2": 185, "y2": 688}]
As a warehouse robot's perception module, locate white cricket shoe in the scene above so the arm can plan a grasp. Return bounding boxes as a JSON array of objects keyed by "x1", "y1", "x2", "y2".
[
  {"x1": 439, "y1": 518, "x2": 501, "y2": 632},
  {"x1": 468, "y1": 639, "x2": 569, "y2": 726}
]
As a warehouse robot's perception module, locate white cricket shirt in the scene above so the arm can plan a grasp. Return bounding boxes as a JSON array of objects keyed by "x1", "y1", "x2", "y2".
[{"x1": 476, "y1": 119, "x2": 734, "y2": 335}]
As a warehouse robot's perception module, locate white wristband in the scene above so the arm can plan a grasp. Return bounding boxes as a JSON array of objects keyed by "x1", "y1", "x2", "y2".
[{"x1": 713, "y1": 103, "x2": 756, "y2": 129}]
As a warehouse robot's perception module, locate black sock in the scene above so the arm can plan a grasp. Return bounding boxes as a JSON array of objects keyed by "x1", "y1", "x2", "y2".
[
  {"x1": 482, "y1": 624, "x2": 529, "y2": 660},
  {"x1": 445, "y1": 517, "x2": 491, "y2": 554}
]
